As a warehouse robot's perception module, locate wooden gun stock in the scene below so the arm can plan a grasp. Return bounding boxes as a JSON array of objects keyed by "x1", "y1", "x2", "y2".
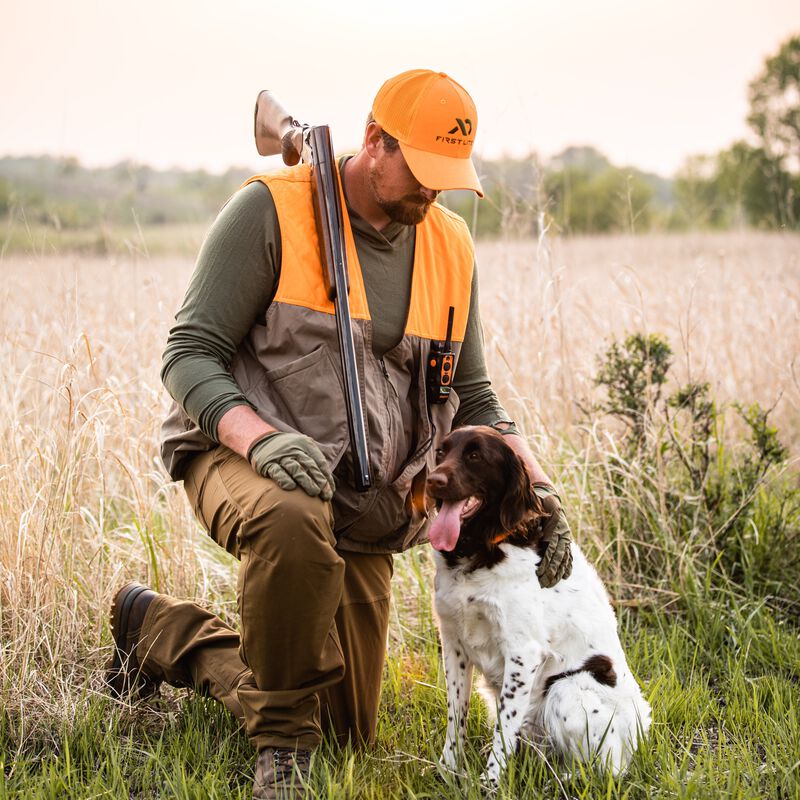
[{"x1": 254, "y1": 90, "x2": 304, "y2": 165}]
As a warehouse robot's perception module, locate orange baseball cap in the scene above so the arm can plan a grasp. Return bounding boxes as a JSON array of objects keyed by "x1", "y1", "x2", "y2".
[{"x1": 371, "y1": 69, "x2": 484, "y2": 197}]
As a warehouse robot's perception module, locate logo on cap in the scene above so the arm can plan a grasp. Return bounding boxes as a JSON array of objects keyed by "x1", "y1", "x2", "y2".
[
  {"x1": 436, "y1": 117, "x2": 474, "y2": 147},
  {"x1": 448, "y1": 118, "x2": 473, "y2": 136}
]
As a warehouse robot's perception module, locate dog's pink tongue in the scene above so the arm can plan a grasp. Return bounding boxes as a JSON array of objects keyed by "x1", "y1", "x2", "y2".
[{"x1": 429, "y1": 499, "x2": 467, "y2": 551}]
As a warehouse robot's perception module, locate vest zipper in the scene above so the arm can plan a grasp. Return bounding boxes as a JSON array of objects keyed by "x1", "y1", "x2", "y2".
[
  {"x1": 379, "y1": 354, "x2": 433, "y2": 472},
  {"x1": 395, "y1": 357, "x2": 437, "y2": 470},
  {"x1": 417, "y1": 389, "x2": 436, "y2": 462},
  {"x1": 379, "y1": 357, "x2": 399, "y2": 400}
]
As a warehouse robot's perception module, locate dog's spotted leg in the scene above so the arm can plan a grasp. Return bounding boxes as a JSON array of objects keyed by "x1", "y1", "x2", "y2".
[
  {"x1": 482, "y1": 646, "x2": 543, "y2": 787},
  {"x1": 439, "y1": 628, "x2": 473, "y2": 773}
]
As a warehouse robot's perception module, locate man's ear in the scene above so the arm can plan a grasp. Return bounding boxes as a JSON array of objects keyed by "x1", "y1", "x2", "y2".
[{"x1": 364, "y1": 122, "x2": 384, "y2": 158}]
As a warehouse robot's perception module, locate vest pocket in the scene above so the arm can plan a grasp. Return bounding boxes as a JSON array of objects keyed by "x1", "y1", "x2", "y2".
[{"x1": 252, "y1": 345, "x2": 350, "y2": 470}]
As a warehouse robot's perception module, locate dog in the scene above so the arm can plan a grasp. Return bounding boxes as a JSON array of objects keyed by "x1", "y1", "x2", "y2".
[{"x1": 426, "y1": 426, "x2": 651, "y2": 786}]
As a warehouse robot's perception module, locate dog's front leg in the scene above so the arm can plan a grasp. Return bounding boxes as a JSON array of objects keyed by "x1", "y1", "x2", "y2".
[
  {"x1": 482, "y1": 646, "x2": 542, "y2": 788},
  {"x1": 439, "y1": 626, "x2": 474, "y2": 773}
]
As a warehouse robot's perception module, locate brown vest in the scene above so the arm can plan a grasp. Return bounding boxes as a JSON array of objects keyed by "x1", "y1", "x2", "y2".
[{"x1": 161, "y1": 163, "x2": 475, "y2": 553}]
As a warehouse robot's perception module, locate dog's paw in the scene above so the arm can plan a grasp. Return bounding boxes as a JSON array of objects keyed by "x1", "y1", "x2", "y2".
[
  {"x1": 480, "y1": 758, "x2": 501, "y2": 792},
  {"x1": 479, "y1": 771, "x2": 500, "y2": 793}
]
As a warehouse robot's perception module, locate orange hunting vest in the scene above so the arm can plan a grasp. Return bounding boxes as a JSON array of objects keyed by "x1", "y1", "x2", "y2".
[{"x1": 162, "y1": 162, "x2": 475, "y2": 553}]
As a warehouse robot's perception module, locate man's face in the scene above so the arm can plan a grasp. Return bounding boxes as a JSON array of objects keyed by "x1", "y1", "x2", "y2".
[{"x1": 368, "y1": 141, "x2": 439, "y2": 226}]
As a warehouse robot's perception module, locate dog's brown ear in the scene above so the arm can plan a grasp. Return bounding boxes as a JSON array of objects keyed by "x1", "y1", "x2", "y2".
[{"x1": 499, "y1": 446, "x2": 535, "y2": 531}]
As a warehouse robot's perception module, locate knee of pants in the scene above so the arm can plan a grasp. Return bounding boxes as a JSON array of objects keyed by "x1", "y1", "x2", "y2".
[{"x1": 243, "y1": 485, "x2": 339, "y2": 567}]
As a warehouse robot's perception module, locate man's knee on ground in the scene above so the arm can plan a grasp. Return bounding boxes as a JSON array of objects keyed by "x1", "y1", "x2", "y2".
[{"x1": 243, "y1": 484, "x2": 338, "y2": 565}]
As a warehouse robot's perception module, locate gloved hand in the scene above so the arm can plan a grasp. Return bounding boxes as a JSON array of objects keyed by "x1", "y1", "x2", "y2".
[
  {"x1": 248, "y1": 431, "x2": 335, "y2": 501},
  {"x1": 532, "y1": 483, "x2": 573, "y2": 588}
]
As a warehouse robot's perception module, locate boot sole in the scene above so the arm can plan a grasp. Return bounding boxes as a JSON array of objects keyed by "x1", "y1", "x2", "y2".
[{"x1": 106, "y1": 581, "x2": 152, "y2": 698}]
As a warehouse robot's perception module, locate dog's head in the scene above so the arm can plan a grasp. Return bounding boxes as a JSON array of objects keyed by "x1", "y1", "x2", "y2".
[{"x1": 426, "y1": 426, "x2": 546, "y2": 557}]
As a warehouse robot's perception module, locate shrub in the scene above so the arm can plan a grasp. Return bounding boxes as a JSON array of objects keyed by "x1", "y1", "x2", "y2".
[{"x1": 584, "y1": 331, "x2": 798, "y2": 617}]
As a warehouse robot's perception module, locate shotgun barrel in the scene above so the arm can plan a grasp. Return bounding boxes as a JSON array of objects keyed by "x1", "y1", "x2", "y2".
[
  {"x1": 308, "y1": 125, "x2": 371, "y2": 492},
  {"x1": 254, "y1": 91, "x2": 371, "y2": 492}
]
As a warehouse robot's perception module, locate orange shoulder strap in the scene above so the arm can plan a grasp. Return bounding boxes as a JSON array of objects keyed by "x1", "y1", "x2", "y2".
[{"x1": 243, "y1": 165, "x2": 370, "y2": 319}]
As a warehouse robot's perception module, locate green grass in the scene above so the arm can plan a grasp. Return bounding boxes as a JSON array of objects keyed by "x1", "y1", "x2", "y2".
[{"x1": 2, "y1": 554, "x2": 799, "y2": 800}]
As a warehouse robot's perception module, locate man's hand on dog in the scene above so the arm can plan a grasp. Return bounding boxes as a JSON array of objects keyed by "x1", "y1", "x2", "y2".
[
  {"x1": 248, "y1": 431, "x2": 335, "y2": 500},
  {"x1": 533, "y1": 483, "x2": 573, "y2": 587}
]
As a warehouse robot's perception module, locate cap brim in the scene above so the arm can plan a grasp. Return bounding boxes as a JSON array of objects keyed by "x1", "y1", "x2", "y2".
[{"x1": 399, "y1": 141, "x2": 484, "y2": 198}]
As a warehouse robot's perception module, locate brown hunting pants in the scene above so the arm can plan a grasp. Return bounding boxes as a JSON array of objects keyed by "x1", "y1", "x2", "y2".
[{"x1": 136, "y1": 445, "x2": 393, "y2": 752}]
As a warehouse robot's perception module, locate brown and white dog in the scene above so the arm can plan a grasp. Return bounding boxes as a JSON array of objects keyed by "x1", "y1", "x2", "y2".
[{"x1": 427, "y1": 426, "x2": 650, "y2": 786}]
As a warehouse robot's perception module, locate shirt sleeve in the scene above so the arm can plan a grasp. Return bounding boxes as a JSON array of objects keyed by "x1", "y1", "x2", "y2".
[
  {"x1": 160, "y1": 181, "x2": 280, "y2": 440},
  {"x1": 451, "y1": 260, "x2": 515, "y2": 429}
]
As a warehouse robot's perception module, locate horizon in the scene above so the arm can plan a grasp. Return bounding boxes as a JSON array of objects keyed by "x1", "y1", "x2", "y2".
[{"x1": 0, "y1": 143, "x2": 678, "y2": 181}]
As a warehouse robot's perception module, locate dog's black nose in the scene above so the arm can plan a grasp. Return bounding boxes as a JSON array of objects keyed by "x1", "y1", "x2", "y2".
[{"x1": 426, "y1": 471, "x2": 448, "y2": 490}]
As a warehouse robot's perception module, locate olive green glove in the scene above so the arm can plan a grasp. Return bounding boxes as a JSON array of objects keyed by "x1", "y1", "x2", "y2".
[
  {"x1": 532, "y1": 483, "x2": 573, "y2": 588},
  {"x1": 248, "y1": 431, "x2": 335, "y2": 501}
]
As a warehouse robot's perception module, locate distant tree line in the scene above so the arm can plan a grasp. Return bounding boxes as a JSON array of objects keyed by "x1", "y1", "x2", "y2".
[
  {"x1": 440, "y1": 146, "x2": 669, "y2": 237},
  {"x1": 0, "y1": 146, "x2": 706, "y2": 240},
  {"x1": 0, "y1": 156, "x2": 252, "y2": 231},
  {"x1": 1, "y1": 35, "x2": 797, "y2": 241}
]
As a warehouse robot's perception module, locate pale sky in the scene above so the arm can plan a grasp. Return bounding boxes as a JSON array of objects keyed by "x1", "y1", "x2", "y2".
[{"x1": 2, "y1": 0, "x2": 799, "y2": 177}]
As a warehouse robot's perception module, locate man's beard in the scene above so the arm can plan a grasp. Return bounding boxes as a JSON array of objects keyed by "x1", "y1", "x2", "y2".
[
  {"x1": 368, "y1": 167, "x2": 434, "y2": 226},
  {"x1": 376, "y1": 196, "x2": 434, "y2": 225}
]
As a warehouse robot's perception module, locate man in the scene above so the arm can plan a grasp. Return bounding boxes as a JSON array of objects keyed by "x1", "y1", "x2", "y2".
[{"x1": 106, "y1": 69, "x2": 573, "y2": 799}]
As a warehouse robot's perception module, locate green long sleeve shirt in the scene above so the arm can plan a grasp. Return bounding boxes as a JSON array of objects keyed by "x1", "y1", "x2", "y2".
[{"x1": 161, "y1": 174, "x2": 512, "y2": 441}]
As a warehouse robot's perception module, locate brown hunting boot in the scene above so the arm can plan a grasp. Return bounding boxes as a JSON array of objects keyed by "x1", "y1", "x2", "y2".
[
  {"x1": 106, "y1": 581, "x2": 161, "y2": 698},
  {"x1": 252, "y1": 747, "x2": 312, "y2": 799}
]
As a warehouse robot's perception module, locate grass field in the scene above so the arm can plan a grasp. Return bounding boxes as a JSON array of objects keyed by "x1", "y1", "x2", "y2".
[{"x1": 1, "y1": 231, "x2": 799, "y2": 798}]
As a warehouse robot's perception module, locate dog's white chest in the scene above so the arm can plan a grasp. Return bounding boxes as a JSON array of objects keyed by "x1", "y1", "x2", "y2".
[
  {"x1": 451, "y1": 589, "x2": 501, "y2": 652},
  {"x1": 433, "y1": 551, "x2": 544, "y2": 684},
  {"x1": 436, "y1": 581, "x2": 503, "y2": 684}
]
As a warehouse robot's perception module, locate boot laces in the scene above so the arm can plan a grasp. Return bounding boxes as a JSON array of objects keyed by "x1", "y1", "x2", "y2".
[{"x1": 272, "y1": 748, "x2": 309, "y2": 784}]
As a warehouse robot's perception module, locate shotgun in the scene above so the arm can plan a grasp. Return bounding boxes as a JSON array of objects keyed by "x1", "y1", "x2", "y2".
[{"x1": 253, "y1": 90, "x2": 372, "y2": 492}]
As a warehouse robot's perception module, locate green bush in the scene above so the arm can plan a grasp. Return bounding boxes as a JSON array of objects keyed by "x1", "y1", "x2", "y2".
[{"x1": 585, "y1": 331, "x2": 799, "y2": 617}]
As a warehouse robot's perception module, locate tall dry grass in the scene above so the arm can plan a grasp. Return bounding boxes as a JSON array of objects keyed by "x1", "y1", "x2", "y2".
[
  {"x1": 0, "y1": 231, "x2": 798, "y2": 754},
  {"x1": 0, "y1": 254, "x2": 236, "y2": 751},
  {"x1": 479, "y1": 231, "x2": 799, "y2": 452}
]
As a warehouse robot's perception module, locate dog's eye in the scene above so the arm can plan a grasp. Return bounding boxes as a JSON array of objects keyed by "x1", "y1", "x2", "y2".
[
  {"x1": 467, "y1": 450, "x2": 481, "y2": 461},
  {"x1": 434, "y1": 448, "x2": 445, "y2": 464}
]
